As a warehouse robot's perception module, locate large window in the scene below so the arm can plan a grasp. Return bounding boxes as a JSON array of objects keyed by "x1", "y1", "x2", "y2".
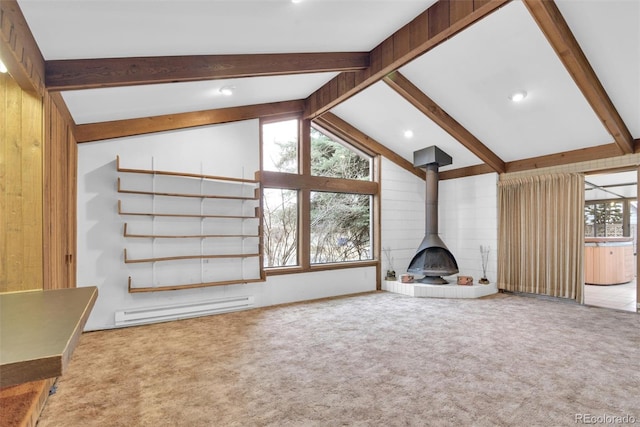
[{"x1": 261, "y1": 118, "x2": 376, "y2": 271}]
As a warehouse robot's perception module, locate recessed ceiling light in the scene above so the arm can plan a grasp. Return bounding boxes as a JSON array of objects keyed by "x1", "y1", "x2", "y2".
[
  {"x1": 0, "y1": 60, "x2": 7, "y2": 74},
  {"x1": 291, "y1": 0, "x2": 303, "y2": 3},
  {"x1": 219, "y1": 86, "x2": 234, "y2": 96},
  {"x1": 510, "y1": 91, "x2": 527, "y2": 103},
  {"x1": 404, "y1": 130, "x2": 414, "y2": 139}
]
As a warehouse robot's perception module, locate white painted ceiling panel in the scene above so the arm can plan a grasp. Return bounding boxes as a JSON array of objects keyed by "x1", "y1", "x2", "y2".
[
  {"x1": 63, "y1": 72, "x2": 338, "y2": 124},
  {"x1": 556, "y1": 0, "x2": 640, "y2": 138},
  {"x1": 18, "y1": 0, "x2": 437, "y2": 59},
  {"x1": 399, "y1": 1, "x2": 613, "y2": 163},
  {"x1": 331, "y1": 82, "x2": 482, "y2": 171}
]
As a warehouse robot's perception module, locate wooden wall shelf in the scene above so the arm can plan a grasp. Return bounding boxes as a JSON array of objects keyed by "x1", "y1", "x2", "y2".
[
  {"x1": 118, "y1": 200, "x2": 258, "y2": 219},
  {"x1": 123, "y1": 223, "x2": 259, "y2": 239},
  {"x1": 123, "y1": 248, "x2": 259, "y2": 264},
  {"x1": 117, "y1": 178, "x2": 259, "y2": 201},
  {"x1": 128, "y1": 276, "x2": 265, "y2": 293},
  {"x1": 116, "y1": 155, "x2": 258, "y2": 185},
  {"x1": 116, "y1": 155, "x2": 264, "y2": 292}
]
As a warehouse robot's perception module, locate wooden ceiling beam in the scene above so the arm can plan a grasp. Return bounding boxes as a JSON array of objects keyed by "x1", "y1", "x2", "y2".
[
  {"x1": 0, "y1": 0, "x2": 45, "y2": 95},
  {"x1": 45, "y1": 52, "x2": 369, "y2": 91},
  {"x1": 304, "y1": 0, "x2": 512, "y2": 119},
  {"x1": 440, "y1": 164, "x2": 495, "y2": 180},
  {"x1": 384, "y1": 71, "x2": 506, "y2": 174},
  {"x1": 75, "y1": 99, "x2": 304, "y2": 143},
  {"x1": 313, "y1": 112, "x2": 426, "y2": 180},
  {"x1": 441, "y1": 143, "x2": 626, "y2": 180},
  {"x1": 505, "y1": 143, "x2": 623, "y2": 173},
  {"x1": 523, "y1": 0, "x2": 634, "y2": 155}
]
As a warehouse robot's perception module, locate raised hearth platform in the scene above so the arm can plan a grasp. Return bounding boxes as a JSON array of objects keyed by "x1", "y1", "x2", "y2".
[{"x1": 383, "y1": 280, "x2": 497, "y2": 299}]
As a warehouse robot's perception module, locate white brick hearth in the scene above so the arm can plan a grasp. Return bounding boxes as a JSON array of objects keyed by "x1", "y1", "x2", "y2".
[{"x1": 383, "y1": 280, "x2": 497, "y2": 299}]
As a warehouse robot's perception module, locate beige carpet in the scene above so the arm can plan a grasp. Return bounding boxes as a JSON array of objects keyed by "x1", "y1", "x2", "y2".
[{"x1": 38, "y1": 291, "x2": 639, "y2": 426}]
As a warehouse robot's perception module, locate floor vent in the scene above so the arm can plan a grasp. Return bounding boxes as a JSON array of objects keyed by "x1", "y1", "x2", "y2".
[{"x1": 114, "y1": 295, "x2": 255, "y2": 327}]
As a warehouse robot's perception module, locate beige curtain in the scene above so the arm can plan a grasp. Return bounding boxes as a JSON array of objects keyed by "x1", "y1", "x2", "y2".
[{"x1": 498, "y1": 173, "x2": 584, "y2": 302}]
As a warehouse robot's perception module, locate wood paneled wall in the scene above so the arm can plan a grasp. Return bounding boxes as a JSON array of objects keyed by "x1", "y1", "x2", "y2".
[
  {"x1": 1, "y1": 72, "x2": 44, "y2": 292},
  {"x1": 1, "y1": 0, "x2": 76, "y2": 292},
  {"x1": 43, "y1": 93, "x2": 77, "y2": 290},
  {"x1": 0, "y1": 77, "x2": 77, "y2": 292}
]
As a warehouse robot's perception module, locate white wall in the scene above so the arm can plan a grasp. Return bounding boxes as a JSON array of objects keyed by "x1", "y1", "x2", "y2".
[
  {"x1": 439, "y1": 173, "x2": 499, "y2": 283},
  {"x1": 380, "y1": 158, "x2": 425, "y2": 276},
  {"x1": 77, "y1": 120, "x2": 375, "y2": 331},
  {"x1": 380, "y1": 158, "x2": 498, "y2": 284}
]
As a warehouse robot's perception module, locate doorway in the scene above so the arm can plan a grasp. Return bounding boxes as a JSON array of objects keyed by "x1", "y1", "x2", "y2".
[{"x1": 584, "y1": 170, "x2": 638, "y2": 312}]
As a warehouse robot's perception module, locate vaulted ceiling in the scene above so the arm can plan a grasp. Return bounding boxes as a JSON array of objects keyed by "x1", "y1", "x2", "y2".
[{"x1": 11, "y1": 0, "x2": 640, "y2": 179}]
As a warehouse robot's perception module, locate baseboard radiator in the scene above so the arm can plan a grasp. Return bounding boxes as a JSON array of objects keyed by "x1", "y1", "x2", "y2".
[{"x1": 114, "y1": 295, "x2": 255, "y2": 327}]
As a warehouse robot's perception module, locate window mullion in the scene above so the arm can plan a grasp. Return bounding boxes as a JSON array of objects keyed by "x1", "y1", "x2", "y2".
[
  {"x1": 300, "y1": 119, "x2": 311, "y2": 268},
  {"x1": 300, "y1": 189, "x2": 311, "y2": 270}
]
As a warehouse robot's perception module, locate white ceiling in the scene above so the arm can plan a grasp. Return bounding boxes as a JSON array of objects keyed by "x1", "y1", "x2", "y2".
[{"x1": 15, "y1": 0, "x2": 640, "y2": 176}]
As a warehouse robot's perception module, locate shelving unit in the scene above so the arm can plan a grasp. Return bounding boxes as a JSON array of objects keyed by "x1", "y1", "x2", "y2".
[{"x1": 116, "y1": 155, "x2": 264, "y2": 293}]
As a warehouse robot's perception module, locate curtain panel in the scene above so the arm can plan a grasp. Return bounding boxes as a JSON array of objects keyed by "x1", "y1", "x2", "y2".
[{"x1": 498, "y1": 173, "x2": 584, "y2": 302}]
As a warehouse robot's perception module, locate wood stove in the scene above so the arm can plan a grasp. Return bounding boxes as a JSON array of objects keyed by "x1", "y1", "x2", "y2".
[{"x1": 407, "y1": 146, "x2": 459, "y2": 284}]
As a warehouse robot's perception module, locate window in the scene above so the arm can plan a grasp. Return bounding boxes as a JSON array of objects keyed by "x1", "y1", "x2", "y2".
[
  {"x1": 584, "y1": 200, "x2": 629, "y2": 237},
  {"x1": 310, "y1": 192, "x2": 371, "y2": 263},
  {"x1": 310, "y1": 127, "x2": 371, "y2": 180},
  {"x1": 261, "y1": 118, "x2": 377, "y2": 271},
  {"x1": 263, "y1": 188, "x2": 298, "y2": 267},
  {"x1": 262, "y1": 119, "x2": 298, "y2": 173}
]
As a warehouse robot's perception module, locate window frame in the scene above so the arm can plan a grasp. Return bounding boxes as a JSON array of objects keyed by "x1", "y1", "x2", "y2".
[{"x1": 260, "y1": 115, "x2": 380, "y2": 275}]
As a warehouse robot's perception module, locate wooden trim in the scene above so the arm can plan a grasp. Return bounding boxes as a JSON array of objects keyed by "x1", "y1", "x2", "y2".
[
  {"x1": 584, "y1": 166, "x2": 640, "y2": 177},
  {"x1": 299, "y1": 120, "x2": 311, "y2": 270},
  {"x1": 505, "y1": 143, "x2": 622, "y2": 173},
  {"x1": 264, "y1": 260, "x2": 378, "y2": 276},
  {"x1": 440, "y1": 144, "x2": 626, "y2": 179},
  {"x1": 45, "y1": 52, "x2": 369, "y2": 91},
  {"x1": 303, "y1": 0, "x2": 511, "y2": 118},
  {"x1": 440, "y1": 163, "x2": 495, "y2": 180},
  {"x1": 523, "y1": 0, "x2": 634, "y2": 155},
  {"x1": 383, "y1": 72, "x2": 505, "y2": 173},
  {"x1": 48, "y1": 92, "x2": 76, "y2": 130},
  {"x1": 128, "y1": 276, "x2": 265, "y2": 293},
  {"x1": 314, "y1": 113, "x2": 426, "y2": 180},
  {"x1": 260, "y1": 170, "x2": 378, "y2": 195},
  {"x1": 76, "y1": 100, "x2": 305, "y2": 142},
  {"x1": 0, "y1": 0, "x2": 45, "y2": 94},
  {"x1": 374, "y1": 154, "x2": 382, "y2": 291}
]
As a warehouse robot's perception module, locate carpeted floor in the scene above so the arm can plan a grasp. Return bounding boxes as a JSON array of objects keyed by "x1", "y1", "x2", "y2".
[{"x1": 38, "y1": 291, "x2": 640, "y2": 426}]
